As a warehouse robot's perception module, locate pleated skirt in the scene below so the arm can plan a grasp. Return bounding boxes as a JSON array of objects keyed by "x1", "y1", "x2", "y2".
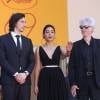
[{"x1": 37, "y1": 67, "x2": 68, "y2": 100}]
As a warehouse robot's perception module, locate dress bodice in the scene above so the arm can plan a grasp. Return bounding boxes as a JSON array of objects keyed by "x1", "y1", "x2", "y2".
[{"x1": 39, "y1": 46, "x2": 61, "y2": 66}]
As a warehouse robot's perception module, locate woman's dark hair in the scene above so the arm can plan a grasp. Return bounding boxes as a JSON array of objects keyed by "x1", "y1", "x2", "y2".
[
  {"x1": 9, "y1": 13, "x2": 25, "y2": 32},
  {"x1": 43, "y1": 24, "x2": 55, "y2": 35}
]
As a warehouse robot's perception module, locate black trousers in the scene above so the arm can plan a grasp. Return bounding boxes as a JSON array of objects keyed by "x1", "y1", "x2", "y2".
[
  {"x1": 2, "y1": 82, "x2": 31, "y2": 100},
  {"x1": 77, "y1": 76, "x2": 100, "y2": 100}
]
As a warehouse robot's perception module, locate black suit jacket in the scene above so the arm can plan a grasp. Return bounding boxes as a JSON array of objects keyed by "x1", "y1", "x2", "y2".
[
  {"x1": 0, "y1": 33, "x2": 35, "y2": 85},
  {"x1": 69, "y1": 38, "x2": 100, "y2": 88}
]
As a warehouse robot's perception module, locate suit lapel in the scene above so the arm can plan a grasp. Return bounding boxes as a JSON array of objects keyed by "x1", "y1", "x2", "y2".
[
  {"x1": 21, "y1": 35, "x2": 27, "y2": 52},
  {"x1": 8, "y1": 33, "x2": 17, "y2": 51},
  {"x1": 80, "y1": 39, "x2": 87, "y2": 60},
  {"x1": 7, "y1": 33, "x2": 28, "y2": 57},
  {"x1": 92, "y1": 38, "x2": 97, "y2": 67}
]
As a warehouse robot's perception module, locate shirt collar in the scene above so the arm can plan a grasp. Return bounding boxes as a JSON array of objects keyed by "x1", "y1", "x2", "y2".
[
  {"x1": 82, "y1": 37, "x2": 94, "y2": 45},
  {"x1": 11, "y1": 31, "x2": 21, "y2": 37}
]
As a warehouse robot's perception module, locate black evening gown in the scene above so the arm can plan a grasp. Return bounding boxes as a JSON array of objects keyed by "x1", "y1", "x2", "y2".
[{"x1": 37, "y1": 46, "x2": 68, "y2": 100}]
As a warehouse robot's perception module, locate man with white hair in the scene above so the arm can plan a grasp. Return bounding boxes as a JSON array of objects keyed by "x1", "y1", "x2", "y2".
[{"x1": 69, "y1": 17, "x2": 100, "y2": 100}]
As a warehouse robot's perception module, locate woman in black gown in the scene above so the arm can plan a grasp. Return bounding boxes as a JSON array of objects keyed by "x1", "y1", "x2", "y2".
[{"x1": 34, "y1": 24, "x2": 68, "y2": 100}]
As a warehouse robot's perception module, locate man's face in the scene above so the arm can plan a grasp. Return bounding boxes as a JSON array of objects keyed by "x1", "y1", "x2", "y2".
[
  {"x1": 80, "y1": 26, "x2": 94, "y2": 38},
  {"x1": 15, "y1": 17, "x2": 26, "y2": 32}
]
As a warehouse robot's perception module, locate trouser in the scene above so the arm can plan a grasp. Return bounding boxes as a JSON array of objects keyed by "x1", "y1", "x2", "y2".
[
  {"x1": 2, "y1": 82, "x2": 31, "y2": 100},
  {"x1": 77, "y1": 76, "x2": 100, "y2": 100}
]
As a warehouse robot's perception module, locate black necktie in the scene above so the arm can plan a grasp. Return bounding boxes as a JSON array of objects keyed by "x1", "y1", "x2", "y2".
[{"x1": 16, "y1": 35, "x2": 20, "y2": 49}]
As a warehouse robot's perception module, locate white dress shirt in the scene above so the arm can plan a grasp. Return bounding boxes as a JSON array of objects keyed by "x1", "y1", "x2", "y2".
[
  {"x1": 11, "y1": 32, "x2": 29, "y2": 76},
  {"x1": 11, "y1": 31, "x2": 22, "y2": 48}
]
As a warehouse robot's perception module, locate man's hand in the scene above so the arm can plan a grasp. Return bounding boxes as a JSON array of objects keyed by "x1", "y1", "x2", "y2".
[
  {"x1": 70, "y1": 85, "x2": 79, "y2": 97},
  {"x1": 15, "y1": 73, "x2": 27, "y2": 84}
]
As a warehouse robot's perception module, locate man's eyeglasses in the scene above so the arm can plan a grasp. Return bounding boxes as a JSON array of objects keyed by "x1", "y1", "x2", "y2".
[{"x1": 80, "y1": 26, "x2": 90, "y2": 29}]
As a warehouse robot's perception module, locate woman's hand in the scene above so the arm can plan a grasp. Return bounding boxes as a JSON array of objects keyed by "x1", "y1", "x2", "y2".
[
  {"x1": 34, "y1": 85, "x2": 39, "y2": 95},
  {"x1": 66, "y1": 41, "x2": 73, "y2": 57}
]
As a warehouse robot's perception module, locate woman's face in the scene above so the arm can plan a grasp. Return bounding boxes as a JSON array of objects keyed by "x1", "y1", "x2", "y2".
[{"x1": 43, "y1": 27, "x2": 55, "y2": 42}]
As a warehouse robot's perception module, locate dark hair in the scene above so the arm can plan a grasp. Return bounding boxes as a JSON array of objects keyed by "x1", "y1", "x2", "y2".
[
  {"x1": 43, "y1": 24, "x2": 55, "y2": 35},
  {"x1": 9, "y1": 13, "x2": 25, "y2": 32}
]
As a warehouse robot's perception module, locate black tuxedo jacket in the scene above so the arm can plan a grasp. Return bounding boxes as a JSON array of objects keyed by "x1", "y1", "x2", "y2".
[
  {"x1": 0, "y1": 33, "x2": 35, "y2": 85},
  {"x1": 69, "y1": 38, "x2": 100, "y2": 88}
]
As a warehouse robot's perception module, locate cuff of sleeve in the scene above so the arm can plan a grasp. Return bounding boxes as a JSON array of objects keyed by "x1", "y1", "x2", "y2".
[
  {"x1": 13, "y1": 72, "x2": 18, "y2": 77},
  {"x1": 24, "y1": 71, "x2": 29, "y2": 76}
]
